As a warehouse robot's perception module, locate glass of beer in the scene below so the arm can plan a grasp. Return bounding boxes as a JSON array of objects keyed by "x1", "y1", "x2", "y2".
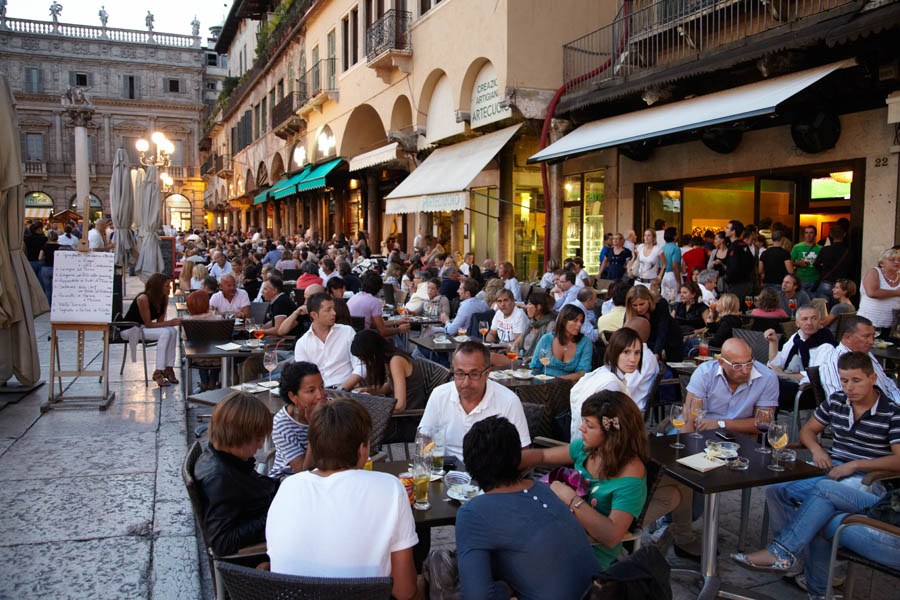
[
  {"x1": 412, "y1": 454, "x2": 431, "y2": 510},
  {"x1": 431, "y1": 427, "x2": 446, "y2": 476}
]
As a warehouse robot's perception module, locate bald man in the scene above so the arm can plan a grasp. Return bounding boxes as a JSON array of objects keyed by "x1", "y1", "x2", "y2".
[
  {"x1": 622, "y1": 318, "x2": 660, "y2": 412},
  {"x1": 683, "y1": 338, "x2": 779, "y2": 433},
  {"x1": 278, "y1": 283, "x2": 326, "y2": 337}
]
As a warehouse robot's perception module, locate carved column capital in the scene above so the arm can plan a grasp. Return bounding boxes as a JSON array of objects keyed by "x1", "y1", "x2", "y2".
[{"x1": 64, "y1": 107, "x2": 95, "y2": 128}]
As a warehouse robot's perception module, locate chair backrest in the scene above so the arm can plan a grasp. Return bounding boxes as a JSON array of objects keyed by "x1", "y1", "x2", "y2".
[
  {"x1": 381, "y1": 283, "x2": 396, "y2": 306},
  {"x1": 748, "y1": 315, "x2": 788, "y2": 334},
  {"x1": 521, "y1": 401, "x2": 544, "y2": 439},
  {"x1": 250, "y1": 302, "x2": 270, "y2": 325},
  {"x1": 325, "y1": 390, "x2": 395, "y2": 450},
  {"x1": 468, "y1": 310, "x2": 495, "y2": 338},
  {"x1": 182, "y1": 318, "x2": 236, "y2": 343},
  {"x1": 414, "y1": 358, "x2": 452, "y2": 399},
  {"x1": 806, "y1": 366, "x2": 828, "y2": 407},
  {"x1": 810, "y1": 297, "x2": 828, "y2": 319},
  {"x1": 633, "y1": 459, "x2": 665, "y2": 530},
  {"x1": 513, "y1": 378, "x2": 573, "y2": 440},
  {"x1": 781, "y1": 320, "x2": 799, "y2": 339},
  {"x1": 216, "y1": 560, "x2": 393, "y2": 600},
  {"x1": 642, "y1": 368, "x2": 667, "y2": 423},
  {"x1": 448, "y1": 297, "x2": 460, "y2": 319},
  {"x1": 733, "y1": 328, "x2": 777, "y2": 364},
  {"x1": 834, "y1": 311, "x2": 856, "y2": 340},
  {"x1": 595, "y1": 278, "x2": 614, "y2": 293},
  {"x1": 181, "y1": 441, "x2": 214, "y2": 554},
  {"x1": 282, "y1": 269, "x2": 302, "y2": 281},
  {"x1": 519, "y1": 282, "x2": 532, "y2": 303},
  {"x1": 350, "y1": 316, "x2": 366, "y2": 332}
]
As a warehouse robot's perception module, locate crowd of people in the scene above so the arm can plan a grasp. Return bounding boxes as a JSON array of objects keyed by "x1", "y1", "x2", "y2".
[{"x1": 27, "y1": 213, "x2": 900, "y2": 599}]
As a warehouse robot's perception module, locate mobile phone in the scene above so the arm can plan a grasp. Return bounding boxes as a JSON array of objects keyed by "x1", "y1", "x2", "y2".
[{"x1": 715, "y1": 431, "x2": 735, "y2": 442}]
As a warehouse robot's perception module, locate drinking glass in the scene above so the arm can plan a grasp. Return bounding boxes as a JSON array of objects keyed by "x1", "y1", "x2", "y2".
[
  {"x1": 767, "y1": 423, "x2": 788, "y2": 471},
  {"x1": 688, "y1": 399, "x2": 706, "y2": 439},
  {"x1": 430, "y1": 427, "x2": 446, "y2": 477},
  {"x1": 755, "y1": 406, "x2": 774, "y2": 454},
  {"x1": 478, "y1": 320, "x2": 489, "y2": 342},
  {"x1": 412, "y1": 454, "x2": 431, "y2": 510},
  {"x1": 506, "y1": 343, "x2": 519, "y2": 371},
  {"x1": 744, "y1": 295, "x2": 754, "y2": 311},
  {"x1": 245, "y1": 318, "x2": 257, "y2": 347},
  {"x1": 788, "y1": 298, "x2": 798, "y2": 316},
  {"x1": 670, "y1": 403, "x2": 686, "y2": 449},
  {"x1": 538, "y1": 347, "x2": 551, "y2": 377}
]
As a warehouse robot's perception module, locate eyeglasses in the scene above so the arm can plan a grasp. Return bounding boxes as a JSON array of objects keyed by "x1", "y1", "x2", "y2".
[
  {"x1": 452, "y1": 368, "x2": 489, "y2": 381},
  {"x1": 720, "y1": 357, "x2": 755, "y2": 371}
]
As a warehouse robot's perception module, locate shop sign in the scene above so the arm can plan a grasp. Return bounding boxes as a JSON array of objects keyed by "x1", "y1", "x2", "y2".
[
  {"x1": 471, "y1": 63, "x2": 512, "y2": 129},
  {"x1": 422, "y1": 192, "x2": 467, "y2": 212}
]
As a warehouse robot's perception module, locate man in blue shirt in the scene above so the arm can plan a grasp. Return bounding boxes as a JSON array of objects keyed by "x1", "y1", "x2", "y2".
[
  {"x1": 570, "y1": 287, "x2": 600, "y2": 343},
  {"x1": 262, "y1": 242, "x2": 281, "y2": 266},
  {"x1": 552, "y1": 271, "x2": 579, "y2": 312},
  {"x1": 661, "y1": 226, "x2": 682, "y2": 301},
  {"x1": 443, "y1": 278, "x2": 489, "y2": 336}
]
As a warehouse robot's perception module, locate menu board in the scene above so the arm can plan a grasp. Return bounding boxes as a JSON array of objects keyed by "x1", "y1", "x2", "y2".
[
  {"x1": 159, "y1": 236, "x2": 175, "y2": 279},
  {"x1": 50, "y1": 251, "x2": 115, "y2": 323}
]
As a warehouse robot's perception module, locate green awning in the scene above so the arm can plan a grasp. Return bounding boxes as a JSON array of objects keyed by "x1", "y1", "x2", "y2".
[
  {"x1": 252, "y1": 187, "x2": 271, "y2": 205},
  {"x1": 270, "y1": 165, "x2": 312, "y2": 200},
  {"x1": 295, "y1": 158, "x2": 343, "y2": 193}
]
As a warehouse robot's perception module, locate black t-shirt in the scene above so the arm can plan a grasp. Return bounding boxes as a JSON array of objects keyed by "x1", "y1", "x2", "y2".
[
  {"x1": 759, "y1": 246, "x2": 791, "y2": 284},
  {"x1": 42, "y1": 242, "x2": 61, "y2": 267},
  {"x1": 25, "y1": 233, "x2": 47, "y2": 261},
  {"x1": 725, "y1": 240, "x2": 755, "y2": 284},
  {"x1": 814, "y1": 242, "x2": 853, "y2": 283},
  {"x1": 266, "y1": 293, "x2": 296, "y2": 324}
]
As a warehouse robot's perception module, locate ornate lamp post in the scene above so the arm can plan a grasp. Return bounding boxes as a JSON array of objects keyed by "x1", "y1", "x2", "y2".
[{"x1": 135, "y1": 131, "x2": 173, "y2": 168}]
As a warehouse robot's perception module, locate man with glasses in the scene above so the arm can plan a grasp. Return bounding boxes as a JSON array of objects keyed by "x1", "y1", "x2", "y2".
[
  {"x1": 682, "y1": 338, "x2": 779, "y2": 433},
  {"x1": 418, "y1": 341, "x2": 530, "y2": 459}
]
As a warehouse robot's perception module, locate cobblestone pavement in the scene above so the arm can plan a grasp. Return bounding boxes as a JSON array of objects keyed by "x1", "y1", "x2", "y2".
[{"x1": 0, "y1": 277, "x2": 894, "y2": 598}]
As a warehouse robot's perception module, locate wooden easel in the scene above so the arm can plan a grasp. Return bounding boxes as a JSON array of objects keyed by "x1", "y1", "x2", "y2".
[{"x1": 44, "y1": 321, "x2": 115, "y2": 411}]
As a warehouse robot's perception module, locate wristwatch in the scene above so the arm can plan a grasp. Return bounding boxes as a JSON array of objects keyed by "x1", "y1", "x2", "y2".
[{"x1": 717, "y1": 420, "x2": 726, "y2": 429}]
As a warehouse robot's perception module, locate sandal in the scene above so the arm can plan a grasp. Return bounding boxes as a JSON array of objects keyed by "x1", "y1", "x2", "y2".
[
  {"x1": 163, "y1": 367, "x2": 180, "y2": 384},
  {"x1": 153, "y1": 370, "x2": 171, "y2": 387},
  {"x1": 730, "y1": 549, "x2": 795, "y2": 573}
]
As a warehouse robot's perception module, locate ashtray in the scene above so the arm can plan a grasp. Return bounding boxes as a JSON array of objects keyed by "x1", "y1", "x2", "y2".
[{"x1": 727, "y1": 457, "x2": 749, "y2": 470}]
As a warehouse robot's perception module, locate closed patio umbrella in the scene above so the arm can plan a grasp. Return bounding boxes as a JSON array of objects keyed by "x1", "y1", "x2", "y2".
[
  {"x1": 110, "y1": 148, "x2": 135, "y2": 272},
  {"x1": 134, "y1": 164, "x2": 163, "y2": 281},
  {"x1": 0, "y1": 75, "x2": 48, "y2": 386}
]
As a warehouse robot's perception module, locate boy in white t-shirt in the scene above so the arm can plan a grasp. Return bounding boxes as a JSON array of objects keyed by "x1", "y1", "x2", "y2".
[
  {"x1": 487, "y1": 289, "x2": 530, "y2": 346},
  {"x1": 266, "y1": 399, "x2": 417, "y2": 600}
]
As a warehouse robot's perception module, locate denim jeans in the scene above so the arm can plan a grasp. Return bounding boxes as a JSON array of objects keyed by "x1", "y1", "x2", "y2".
[
  {"x1": 765, "y1": 466, "x2": 843, "y2": 551},
  {"x1": 39, "y1": 266, "x2": 53, "y2": 305},
  {"x1": 801, "y1": 280, "x2": 818, "y2": 296},
  {"x1": 814, "y1": 280, "x2": 834, "y2": 302}
]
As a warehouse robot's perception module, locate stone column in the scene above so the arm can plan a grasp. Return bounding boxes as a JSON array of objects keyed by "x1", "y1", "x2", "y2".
[
  {"x1": 103, "y1": 115, "x2": 112, "y2": 164},
  {"x1": 366, "y1": 170, "x2": 381, "y2": 245},
  {"x1": 273, "y1": 199, "x2": 282, "y2": 239},
  {"x1": 548, "y1": 162, "x2": 564, "y2": 265},
  {"x1": 498, "y1": 147, "x2": 515, "y2": 264},
  {"x1": 241, "y1": 208, "x2": 248, "y2": 233},
  {"x1": 64, "y1": 102, "x2": 95, "y2": 235},
  {"x1": 54, "y1": 112, "x2": 63, "y2": 161}
]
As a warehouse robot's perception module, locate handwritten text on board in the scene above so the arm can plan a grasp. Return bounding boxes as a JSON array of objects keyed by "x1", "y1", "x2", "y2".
[{"x1": 51, "y1": 251, "x2": 115, "y2": 323}]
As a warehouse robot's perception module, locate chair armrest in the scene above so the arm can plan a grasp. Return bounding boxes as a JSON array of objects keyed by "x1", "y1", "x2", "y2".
[
  {"x1": 660, "y1": 378, "x2": 679, "y2": 386},
  {"x1": 861, "y1": 470, "x2": 900, "y2": 486},
  {"x1": 235, "y1": 542, "x2": 267, "y2": 556},
  {"x1": 392, "y1": 409, "x2": 425, "y2": 418},
  {"x1": 840, "y1": 514, "x2": 900, "y2": 538},
  {"x1": 533, "y1": 436, "x2": 567, "y2": 448}
]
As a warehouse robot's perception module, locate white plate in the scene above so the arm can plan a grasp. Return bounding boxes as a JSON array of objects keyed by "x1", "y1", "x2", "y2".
[
  {"x1": 446, "y1": 484, "x2": 482, "y2": 502},
  {"x1": 874, "y1": 340, "x2": 894, "y2": 348},
  {"x1": 453, "y1": 335, "x2": 469, "y2": 342},
  {"x1": 512, "y1": 370, "x2": 533, "y2": 380},
  {"x1": 488, "y1": 371, "x2": 510, "y2": 380},
  {"x1": 533, "y1": 374, "x2": 554, "y2": 381}
]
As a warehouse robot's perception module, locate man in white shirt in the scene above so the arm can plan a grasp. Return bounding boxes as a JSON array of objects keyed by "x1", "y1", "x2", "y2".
[
  {"x1": 293, "y1": 292, "x2": 363, "y2": 389},
  {"x1": 419, "y1": 341, "x2": 530, "y2": 458},
  {"x1": 818, "y1": 314, "x2": 900, "y2": 404},
  {"x1": 487, "y1": 289, "x2": 530, "y2": 346},
  {"x1": 208, "y1": 252, "x2": 234, "y2": 282},
  {"x1": 208, "y1": 275, "x2": 251, "y2": 318},
  {"x1": 498, "y1": 261, "x2": 522, "y2": 302},
  {"x1": 88, "y1": 219, "x2": 110, "y2": 251},
  {"x1": 266, "y1": 399, "x2": 418, "y2": 600},
  {"x1": 765, "y1": 305, "x2": 834, "y2": 385},
  {"x1": 319, "y1": 258, "x2": 337, "y2": 286},
  {"x1": 623, "y1": 318, "x2": 660, "y2": 412}
]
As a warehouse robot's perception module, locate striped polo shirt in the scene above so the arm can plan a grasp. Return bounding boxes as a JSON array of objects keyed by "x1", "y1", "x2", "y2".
[{"x1": 814, "y1": 387, "x2": 900, "y2": 462}]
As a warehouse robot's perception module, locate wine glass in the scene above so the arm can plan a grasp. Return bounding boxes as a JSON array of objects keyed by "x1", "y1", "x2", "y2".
[
  {"x1": 670, "y1": 403, "x2": 686, "y2": 449},
  {"x1": 538, "y1": 347, "x2": 551, "y2": 378},
  {"x1": 755, "y1": 406, "x2": 774, "y2": 453},
  {"x1": 767, "y1": 423, "x2": 788, "y2": 471},
  {"x1": 688, "y1": 399, "x2": 706, "y2": 439},
  {"x1": 788, "y1": 298, "x2": 798, "y2": 316},
  {"x1": 478, "y1": 320, "x2": 489, "y2": 342},
  {"x1": 744, "y1": 295, "x2": 754, "y2": 312},
  {"x1": 264, "y1": 350, "x2": 278, "y2": 404},
  {"x1": 245, "y1": 318, "x2": 257, "y2": 346},
  {"x1": 506, "y1": 343, "x2": 519, "y2": 371}
]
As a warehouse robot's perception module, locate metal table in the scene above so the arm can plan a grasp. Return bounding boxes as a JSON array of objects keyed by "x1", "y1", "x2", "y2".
[
  {"x1": 649, "y1": 430, "x2": 824, "y2": 600},
  {"x1": 182, "y1": 339, "x2": 266, "y2": 393}
]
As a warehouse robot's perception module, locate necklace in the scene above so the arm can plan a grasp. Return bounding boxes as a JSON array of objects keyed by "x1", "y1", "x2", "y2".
[{"x1": 884, "y1": 268, "x2": 900, "y2": 286}]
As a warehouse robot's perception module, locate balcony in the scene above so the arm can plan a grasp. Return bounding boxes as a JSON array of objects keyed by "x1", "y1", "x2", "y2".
[
  {"x1": 216, "y1": 155, "x2": 233, "y2": 179},
  {"x1": 3, "y1": 17, "x2": 200, "y2": 48},
  {"x1": 24, "y1": 161, "x2": 47, "y2": 176},
  {"x1": 202, "y1": 154, "x2": 216, "y2": 175},
  {"x1": 298, "y1": 58, "x2": 339, "y2": 117},
  {"x1": 167, "y1": 166, "x2": 192, "y2": 179},
  {"x1": 366, "y1": 10, "x2": 412, "y2": 82},
  {"x1": 271, "y1": 91, "x2": 307, "y2": 139},
  {"x1": 563, "y1": 0, "x2": 857, "y2": 97}
]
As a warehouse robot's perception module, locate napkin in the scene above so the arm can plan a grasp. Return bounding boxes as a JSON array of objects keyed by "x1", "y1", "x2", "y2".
[
  {"x1": 676, "y1": 452, "x2": 725, "y2": 472},
  {"x1": 216, "y1": 342, "x2": 242, "y2": 351}
]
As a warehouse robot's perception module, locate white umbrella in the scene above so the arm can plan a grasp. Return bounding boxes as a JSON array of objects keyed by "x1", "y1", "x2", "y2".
[
  {"x1": 0, "y1": 75, "x2": 48, "y2": 385},
  {"x1": 134, "y1": 164, "x2": 163, "y2": 281},
  {"x1": 110, "y1": 148, "x2": 135, "y2": 270}
]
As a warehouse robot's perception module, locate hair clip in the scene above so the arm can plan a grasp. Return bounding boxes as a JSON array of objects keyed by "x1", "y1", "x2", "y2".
[{"x1": 601, "y1": 416, "x2": 620, "y2": 431}]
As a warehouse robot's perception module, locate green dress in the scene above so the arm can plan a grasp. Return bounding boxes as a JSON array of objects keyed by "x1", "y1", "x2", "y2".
[{"x1": 569, "y1": 438, "x2": 647, "y2": 567}]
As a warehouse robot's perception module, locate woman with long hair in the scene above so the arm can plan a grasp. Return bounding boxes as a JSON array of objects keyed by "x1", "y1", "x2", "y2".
[
  {"x1": 520, "y1": 292, "x2": 556, "y2": 359},
  {"x1": 672, "y1": 281, "x2": 710, "y2": 335},
  {"x1": 822, "y1": 279, "x2": 857, "y2": 335},
  {"x1": 350, "y1": 329, "x2": 426, "y2": 414},
  {"x1": 529, "y1": 304, "x2": 592, "y2": 381},
  {"x1": 708, "y1": 293, "x2": 744, "y2": 348},
  {"x1": 751, "y1": 287, "x2": 788, "y2": 318},
  {"x1": 191, "y1": 263, "x2": 208, "y2": 290},
  {"x1": 269, "y1": 362, "x2": 327, "y2": 479},
  {"x1": 179, "y1": 259, "x2": 194, "y2": 295},
  {"x1": 520, "y1": 391, "x2": 649, "y2": 568},
  {"x1": 121, "y1": 272, "x2": 181, "y2": 387},
  {"x1": 625, "y1": 285, "x2": 683, "y2": 361},
  {"x1": 627, "y1": 228, "x2": 665, "y2": 288}
]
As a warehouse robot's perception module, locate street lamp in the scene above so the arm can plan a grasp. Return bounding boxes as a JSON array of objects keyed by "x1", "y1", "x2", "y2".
[
  {"x1": 160, "y1": 172, "x2": 174, "y2": 191},
  {"x1": 136, "y1": 131, "x2": 173, "y2": 167}
]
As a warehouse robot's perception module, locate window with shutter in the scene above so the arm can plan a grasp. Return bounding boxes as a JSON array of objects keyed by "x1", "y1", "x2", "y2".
[
  {"x1": 167, "y1": 79, "x2": 181, "y2": 93},
  {"x1": 24, "y1": 68, "x2": 40, "y2": 94},
  {"x1": 25, "y1": 134, "x2": 43, "y2": 162},
  {"x1": 75, "y1": 73, "x2": 88, "y2": 87}
]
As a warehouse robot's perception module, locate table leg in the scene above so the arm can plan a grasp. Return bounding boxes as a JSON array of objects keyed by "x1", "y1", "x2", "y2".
[
  {"x1": 49, "y1": 328, "x2": 57, "y2": 401},
  {"x1": 698, "y1": 492, "x2": 721, "y2": 600},
  {"x1": 738, "y1": 488, "x2": 751, "y2": 550},
  {"x1": 221, "y1": 357, "x2": 233, "y2": 388},
  {"x1": 102, "y1": 329, "x2": 110, "y2": 400},
  {"x1": 185, "y1": 357, "x2": 192, "y2": 396}
]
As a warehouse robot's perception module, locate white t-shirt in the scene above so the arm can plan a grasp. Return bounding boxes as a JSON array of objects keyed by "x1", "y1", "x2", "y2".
[
  {"x1": 700, "y1": 286, "x2": 717, "y2": 305},
  {"x1": 634, "y1": 244, "x2": 662, "y2": 280},
  {"x1": 624, "y1": 343, "x2": 659, "y2": 412},
  {"x1": 209, "y1": 289, "x2": 251, "y2": 314},
  {"x1": 569, "y1": 366, "x2": 630, "y2": 440},
  {"x1": 490, "y1": 307, "x2": 530, "y2": 344},
  {"x1": 575, "y1": 270, "x2": 590, "y2": 287},
  {"x1": 293, "y1": 324, "x2": 364, "y2": 387},
  {"x1": 88, "y1": 228, "x2": 105, "y2": 250},
  {"x1": 266, "y1": 469, "x2": 418, "y2": 577},
  {"x1": 419, "y1": 380, "x2": 531, "y2": 458},
  {"x1": 58, "y1": 233, "x2": 77, "y2": 247}
]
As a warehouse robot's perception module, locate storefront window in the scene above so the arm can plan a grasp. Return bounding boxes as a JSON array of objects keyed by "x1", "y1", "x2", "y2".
[
  {"x1": 760, "y1": 179, "x2": 795, "y2": 242},
  {"x1": 682, "y1": 177, "x2": 753, "y2": 237},
  {"x1": 563, "y1": 175, "x2": 582, "y2": 260},
  {"x1": 470, "y1": 187, "x2": 498, "y2": 266},
  {"x1": 349, "y1": 189, "x2": 362, "y2": 238},
  {"x1": 513, "y1": 183, "x2": 544, "y2": 281},
  {"x1": 583, "y1": 171, "x2": 605, "y2": 274},
  {"x1": 434, "y1": 211, "x2": 452, "y2": 248}
]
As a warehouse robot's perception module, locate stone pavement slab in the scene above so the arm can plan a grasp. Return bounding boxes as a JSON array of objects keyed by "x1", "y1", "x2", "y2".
[
  {"x1": 25, "y1": 399, "x2": 160, "y2": 438},
  {"x1": 0, "y1": 473, "x2": 155, "y2": 546},
  {"x1": 152, "y1": 535, "x2": 202, "y2": 600},
  {"x1": 0, "y1": 537, "x2": 152, "y2": 600}
]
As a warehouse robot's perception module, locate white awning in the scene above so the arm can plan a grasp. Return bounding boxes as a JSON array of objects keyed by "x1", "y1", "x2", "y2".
[
  {"x1": 24, "y1": 207, "x2": 52, "y2": 219},
  {"x1": 348, "y1": 142, "x2": 400, "y2": 172},
  {"x1": 385, "y1": 123, "x2": 521, "y2": 214},
  {"x1": 528, "y1": 59, "x2": 856, "y2": 163}
]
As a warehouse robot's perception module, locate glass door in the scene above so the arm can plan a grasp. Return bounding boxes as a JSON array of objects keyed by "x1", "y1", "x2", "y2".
[
  {"x1": 759, "y1": 178, "x2": 796, "y2": 244},
  {"x1": 563, "y1": 174, "x2": 583, "y2": 260},
  {"x1": 582, "y1": 170, "x2": 605, "y2": 274},
  {"x1": 646, "y1": 186, "x2": 682, "y2": 238}
]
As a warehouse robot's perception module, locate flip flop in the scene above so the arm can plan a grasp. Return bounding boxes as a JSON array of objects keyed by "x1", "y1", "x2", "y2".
[{"x1": 730, "y1": 552, "x2": 795, "y2": 573}]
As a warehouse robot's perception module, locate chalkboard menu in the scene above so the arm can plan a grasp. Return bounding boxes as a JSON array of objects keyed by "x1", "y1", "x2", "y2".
[
  {"x1": 159, "y1": 236, "x2": 175, "y2": 279},
  {"x1": 51, "y1": 251, "x2": 114, "y2": 323}
]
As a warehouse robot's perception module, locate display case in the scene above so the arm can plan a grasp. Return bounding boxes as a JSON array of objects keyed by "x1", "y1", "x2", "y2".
[{"x1": 582, "y1": 171, "x2": 605, "y2": 274}]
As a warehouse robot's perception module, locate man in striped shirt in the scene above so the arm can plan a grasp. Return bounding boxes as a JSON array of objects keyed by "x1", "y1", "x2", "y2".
[
  {"x1": 765, "y1": 351, "x2": 900, "y2": 545},
  {"x1": 818, "y1": 314, "x2": 900, "y2": 405}
]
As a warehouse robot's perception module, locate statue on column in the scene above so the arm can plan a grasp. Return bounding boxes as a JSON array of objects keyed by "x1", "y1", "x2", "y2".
[
  {"x1": 98, "y1": 5, "x2": 108, "y2": 28},
  {"x1": 145, "y1": 11, "x2": 154, "y2": 32},
  {"x1": 1, "y1": 0, "x2": 8, "y2": 21},
  {"x1": 191, "y1": 16, "x2": 200, "y2": 37},
  {"x1": 49, "y1": 1, "x2": 63, "y2": 24}
]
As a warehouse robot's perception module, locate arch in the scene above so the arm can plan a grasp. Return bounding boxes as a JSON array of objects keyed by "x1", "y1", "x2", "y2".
[
  {"x1": 311, "y1": 124, "x2": 336, "y2": 161},
  {"x1": 69, "y1": 193, "x2": 102, "y2": 209},
  {"x1": 25, "y1": 191, "x2": 54, "y2": 206},
  {"x1": 416, "y1": 68, "x2": 448, "y2": 129},
  {"x1": 340, "y1": 104, "x2": 387, "y2": 157},
  {"x1": 390, "y1": 95, "x2": 413, "y2": 132},
  {"x1": 165, "y1": 193, "x2": 192, "y2": 209},
  {"x1": 269, "y1": 151, "x2": 285, "y2": 184},
  {"x1": 288, "y1": 139, "x2": 307, "y2": 171},
  {"x1": 459, "y1": 57, "x2": 491, "y2": 112},
  {"x1": 419, "y1": 70, "x2": 465, "y2": 144},
  {"x1": 244, "y1": 168, "x2": 255, "y2": 192},
  {"x1": 256, "y1": 161, "x2": 269, "y2": 189}
]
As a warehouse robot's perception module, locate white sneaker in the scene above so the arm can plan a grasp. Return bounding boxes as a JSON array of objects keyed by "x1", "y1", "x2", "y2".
[
  {"x1": 794, "y1": 570, "x2": 845, "y2": 592},
  {"x1": 650, "y1": 522, "x2": 669, "y2": 543}
]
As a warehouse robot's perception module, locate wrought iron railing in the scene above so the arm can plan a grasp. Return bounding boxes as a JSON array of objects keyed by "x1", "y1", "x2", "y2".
[
  {"x1": 366, "y1": 9, "x2": 412, "y2": 61},
  {"x1": 563, "y1": 0, "x2": 858, "y2": 95},
  {"x1": 272, "y1": 91, "x2": 307, "y2": 128},
  {"x1": 2, "y1": 17, "x2": 199, "y2": 47},
  {"x1": 214, "y1": 154, "x2": 224, "y2": 174},
  {"x1": 202, "y1": 154, "x2": 216, "y2": 174},
  {"x1": 301, "y1": 58, "x2": 338, "y2": 101}
]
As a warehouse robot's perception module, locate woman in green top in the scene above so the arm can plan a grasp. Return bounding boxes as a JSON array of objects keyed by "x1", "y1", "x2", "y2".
[
  {"x1": 520, "y1": 391, "x2": 649, "y2": 567},
  {"x1": 529, "y1": 304, "x2": 592, "y2": 381}
]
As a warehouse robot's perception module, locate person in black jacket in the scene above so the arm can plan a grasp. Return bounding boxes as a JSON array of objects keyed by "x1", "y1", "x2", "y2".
[
  {"x1": 724, "y1": 220, "x2": 756, "y2": 301},
  {"x1": 194, "y1": 392, "x2": 279, "y2": 556},
  {"x1": 708, "y1": 293, "x2": 744, "y2": 348},
  {"x1": 625, "y1": 284, "x2": 683, "y2": 361}
]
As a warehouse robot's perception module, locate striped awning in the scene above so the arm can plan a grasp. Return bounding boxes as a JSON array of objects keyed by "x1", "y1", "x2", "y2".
[
  {"x1": 295, "y1": 158, "x2": 343, "y2": 193},
  {"x1": 270, "y1": 165, "x2": 313, "y2": 200},
  {"x1": 348, "y1": 142, "x2": 399, "y2": 172},
  {"x1": 24, "y1": 207, "x2": 52, "y2": 219}
]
